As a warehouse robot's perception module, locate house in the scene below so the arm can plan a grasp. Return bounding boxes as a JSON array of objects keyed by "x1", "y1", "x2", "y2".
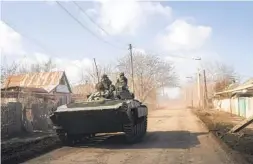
[
  {"x1": 213, "y1": 78, "x2": 253, "y2": 118},
  {"x1": 1, "y1": 71, "x2": 72, "y2": 106}
]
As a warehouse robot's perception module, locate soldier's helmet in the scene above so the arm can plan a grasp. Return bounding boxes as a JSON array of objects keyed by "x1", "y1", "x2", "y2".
[
  {"x1": 119, "y1": 72, "x2": 124, "y2": 76},
  {"x1": 101, "y1": 74, "x2": 107, "y2": 79},
  {"x1": 95, "y1": 82, "x2": 105, "y2": 91}
]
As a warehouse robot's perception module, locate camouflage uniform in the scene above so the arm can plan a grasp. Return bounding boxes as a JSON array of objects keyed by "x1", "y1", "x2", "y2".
[
  {"x1": 88, "y1": 82, "x2": 110, "y2": 100},
  {"x1": 95, "y1": 82, "x2": 105, "y2": 92},
  {"x1": 116, "y1": 72, "x2": 128, "y2": 90},
  {"x1": 101, "y1": 74, "x2": 112, "y2": 90},
  {"x1": 109, "y1": 84, "x2": 116, "y2": 92}
]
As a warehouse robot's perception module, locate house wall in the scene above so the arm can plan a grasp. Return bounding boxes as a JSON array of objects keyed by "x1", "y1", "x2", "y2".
[
  {"x1": 231, "y1": 97, "x2": 239, "y2": 115},
  {"x1": 1, "y1": 98, "x2": 18, "y2": 104},
  {"x1": 247, "y1": 97, "x2": 253, "y2": 118},
  {"x1": 238, "y1": 97, "x2": 246, "y2": 117},
  {"x1": 56, "y1": 85, "x2": 70, "y2": 93},
  {"x1": 213, "y1": 98, "x2": 231, "y2": 112},
  {"x1": 54, "y1": 76, "x2": 71, "y2": 105},
  {"x1": 213, "y1": 99, "x2": 221, "y2": 110},
  {"x1": 54, "y1": 93, "x2": 71, "y2": 106},
  {"x1": 213, "y1": 96, "x2": 253, "y2": 118},
  {"x1": 220, "y1": 99, "x2": 231, "y2": 113}
]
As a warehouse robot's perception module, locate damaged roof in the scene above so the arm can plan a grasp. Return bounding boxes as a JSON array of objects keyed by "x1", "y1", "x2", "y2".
[{"x1": 2, "y1": 71, "x2": 71, "y2": 93}]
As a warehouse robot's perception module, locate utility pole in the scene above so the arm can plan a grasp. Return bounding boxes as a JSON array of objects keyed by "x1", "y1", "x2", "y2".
[
  {"x1": 186, "y1": 76, "x2": 194, "y2": 108},
  {"x1": 129, "y1": 44, "x2": 135, "y2": 94},
  {"x1": 191, "y1": 87, "x2": 193, "y2": 108},
  {"x1": 184, "y1": 88, "x2": 188, "y2": 106},
  {"x1": 93, "y1": 58, "x2": 99, "y2": 83},
  {"x1": 197, "y1": 69, "x2": 201, "y2": 109},
  {"x1": 203, "y1": 69, "x2": 208, "y2": 110}
]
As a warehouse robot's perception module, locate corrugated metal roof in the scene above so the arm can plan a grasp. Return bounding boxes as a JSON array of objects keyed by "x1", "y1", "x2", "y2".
[
  {"x1": 225, "y1": 83, "x2": 240, "y2": 90},
  {"x1": 242, "y1": 78, "x2": 253, "y2": 85},
  {"x1": 215, "y1": 77, "x2": 253, "y2": 95},
  {"x1": 3, "y1": 71, "x2": 65, "y2": 92}
]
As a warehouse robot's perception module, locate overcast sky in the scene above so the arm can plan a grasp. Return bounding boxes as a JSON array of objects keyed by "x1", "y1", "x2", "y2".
[{"x1": 1, "y1": 1, "x2": 253, "y2": 98}]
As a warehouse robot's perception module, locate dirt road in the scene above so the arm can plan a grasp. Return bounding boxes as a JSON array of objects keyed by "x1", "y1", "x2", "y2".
[{"x1": 24, "y1": 107, "x2": 238, "y2": 164}]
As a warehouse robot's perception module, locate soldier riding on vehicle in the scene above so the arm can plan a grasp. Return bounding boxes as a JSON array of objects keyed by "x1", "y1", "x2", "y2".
[
  {"x1": 101, "y1": 74, "x2": 112, "y2": 90},
  {"x1": 87, "y1": 82, "x2": 111, "y2": 101},
  {"x1": 116, "y1": 72, "x2": 128, "y2": 91},
  {"x1": 49, "y1": 69, "x2": 147, "y2": 145}
]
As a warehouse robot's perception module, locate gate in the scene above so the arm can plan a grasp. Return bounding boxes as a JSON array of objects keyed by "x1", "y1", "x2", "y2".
[{"x1": 238, "y1": 97, "x2": 247, "y2": 117}]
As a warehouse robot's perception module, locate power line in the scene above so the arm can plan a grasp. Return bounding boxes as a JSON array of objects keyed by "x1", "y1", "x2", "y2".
[
  {"x1": 3, "y1": 21, "x2": 56, "y2": 56},
  {"x1": 132, "y1": 46, "x2": 200, "y2": 60},
  {"x1": 56, "y1": 1, "x2": 126, "y2": 50},
  {"x1": 54, "y1": 7, "x2": 197, "y2": 61},
  {"x1": 3, "y1": 21, "x2": 83, "y2": 75},
  {"x1": 73, "y1": 1, "x2": 110, "y2": 36},
  {"x1": 72, "y1": 1, "x2": 128, "y2": 46}
]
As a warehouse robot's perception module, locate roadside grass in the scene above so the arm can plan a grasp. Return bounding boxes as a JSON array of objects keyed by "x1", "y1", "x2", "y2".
[{"x1": 192, "y1": 108, "x2": 253, "y2": 164}]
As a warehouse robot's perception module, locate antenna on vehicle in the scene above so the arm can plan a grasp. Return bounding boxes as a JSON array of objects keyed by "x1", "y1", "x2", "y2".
[
  {"x1": 93, "y1": 58, "x2": 99, "y2": 83},
  {"x1": 129, "y1": 44, "x2": 135, "y2": 94}
]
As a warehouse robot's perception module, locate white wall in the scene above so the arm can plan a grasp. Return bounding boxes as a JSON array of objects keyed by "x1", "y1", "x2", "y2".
[
  {"x1": 56, "y1": 85, "x2": 70, "y2": 93},
  {"x1": 213, "y1": 98, "x2": 230, "y2": 112},
  {"x1": 213, "y1": 97, "x2": 253, "y2": 118},
  {"x1": 220, "y1": 99, "x2": 231, "y2": 113},
  {"x1": 231, "y1": 98, "x2": 239, "y2": 115},
  {"x1": 246, "y1": 97, "x2": 253, "y2": 118}
]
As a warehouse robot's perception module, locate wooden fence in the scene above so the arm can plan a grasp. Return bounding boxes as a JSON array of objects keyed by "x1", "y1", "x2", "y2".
[
  {"x1": 1, "y1": 101, "x2": 56, "y2": 139},
  {"x1": 1, "y1": 102, "x2": 23, "y2": 138}
]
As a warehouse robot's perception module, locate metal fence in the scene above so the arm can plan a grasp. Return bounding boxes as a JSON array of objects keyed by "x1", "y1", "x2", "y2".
[{"x1": 213, "y1": 97, "x2": 253, "y2": 118}]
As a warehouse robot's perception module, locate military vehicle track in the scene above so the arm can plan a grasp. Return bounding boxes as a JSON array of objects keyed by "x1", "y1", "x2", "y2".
[{"x1": 123, "y1": 116, "x2": 147, "y2": 143}]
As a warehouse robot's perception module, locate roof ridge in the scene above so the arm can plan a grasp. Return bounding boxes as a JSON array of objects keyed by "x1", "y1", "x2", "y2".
[{"x1": 8, "y1": 71, "x2": 64, "y2": 77}]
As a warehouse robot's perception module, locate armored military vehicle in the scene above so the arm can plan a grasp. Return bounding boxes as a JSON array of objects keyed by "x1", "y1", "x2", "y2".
[{"x1": 49, "y1": 87, "x2": 148, "y2": 145}]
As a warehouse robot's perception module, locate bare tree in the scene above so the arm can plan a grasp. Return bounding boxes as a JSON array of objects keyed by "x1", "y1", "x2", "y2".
[
  {"x1": 79, "y1": 63, "x2": 114, "y2": 85},
  {"x1": 1, "y1": 57, "x2": 56, "y2": 85},
  {"x1": 117, "y1": 52, "x2": 178, "y2": 102},
  {"x1": 1, "y1": 61, "x2": 19, "y2": 84},
  {"x1": 43, "y1": 58, "x2": 56, "y2": 72},
  {"x1": 201, "y1": 61, "x2": 238, "y2": 92},
  {"x1": 19, "y1": 58, "x2": 56, "y2": 74},
  {"x1": 30, "y1": 63, "x2": 42, "y2": 73}
]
